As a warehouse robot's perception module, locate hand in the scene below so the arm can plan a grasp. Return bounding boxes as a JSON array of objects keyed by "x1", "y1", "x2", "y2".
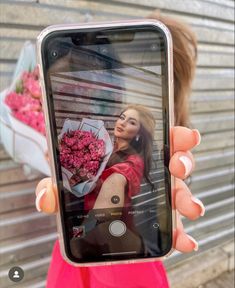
[
  {"x1": 35, "y1": 126, "x2": 205, "y2": 253},
  {"x1": 170, "y1": 126, "x2": 205, "y2": 252}
]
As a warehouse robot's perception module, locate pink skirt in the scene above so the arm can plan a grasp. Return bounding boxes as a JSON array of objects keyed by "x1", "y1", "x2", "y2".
[{"x1": 46, "y1": 240, "x2": 169, "y2": 288}]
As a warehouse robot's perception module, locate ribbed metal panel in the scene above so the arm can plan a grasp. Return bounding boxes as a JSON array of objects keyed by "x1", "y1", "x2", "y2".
[{"x1": 0, "y1": 0, "x2": 234, "y2": 287}]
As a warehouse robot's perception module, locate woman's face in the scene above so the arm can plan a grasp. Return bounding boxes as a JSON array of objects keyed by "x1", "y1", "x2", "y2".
[{"x1": 114, "y1": 109, "x2": 141, "y2": 141}]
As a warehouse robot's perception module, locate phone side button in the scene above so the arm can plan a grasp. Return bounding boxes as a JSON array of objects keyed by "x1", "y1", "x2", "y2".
[{"x1": 109, "y1": 220, "x2": 127, "y2": 237}]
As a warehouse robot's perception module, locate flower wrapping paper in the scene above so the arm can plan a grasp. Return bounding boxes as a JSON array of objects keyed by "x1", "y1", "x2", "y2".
[
  {"x1": 59, "y1": 118, "x2": 113, "y2": 197},
  {"x1": 0, "y1": 41, "x2": 51, "y2": 176}
]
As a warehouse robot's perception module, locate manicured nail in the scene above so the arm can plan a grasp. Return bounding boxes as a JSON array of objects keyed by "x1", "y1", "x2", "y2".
[
  {"x1": 179, "y1": 156, "x2": 193, "y2": 177},
  {"x1": 191, "y1": 196, "x2": 205, "y2": 216},
  {"x1": 192, "y1": 129, "x2": 201, "y2": 146},
  {"x1": 187, "y1": 234, "x2": 199, "y2": 251},
  {"x1": 35, "y1": 188, "x2": 46, "y2": 212}
]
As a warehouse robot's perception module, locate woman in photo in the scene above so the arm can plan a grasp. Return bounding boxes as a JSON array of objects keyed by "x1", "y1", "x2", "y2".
[
  {"x1": 69, "y1": 104, "x2": 156, "y2": 258},
  {"x1": 85, "y1": 104, "x2": 155, "y2": 210}
]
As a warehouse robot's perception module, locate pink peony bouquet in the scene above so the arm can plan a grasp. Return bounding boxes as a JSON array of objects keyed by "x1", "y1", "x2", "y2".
[
  {"x1": 60, "y1": 129, "x2": 105, "y2": 186},
  {"x1": 4, "y1": 67, "x2": 46, "y2": 135},
  {"x1": 0, "y1": 41, "x2": 50, "y2": 176},
  {"x1": 59, "y1": 118, "x2": 113, "y2": 197}
]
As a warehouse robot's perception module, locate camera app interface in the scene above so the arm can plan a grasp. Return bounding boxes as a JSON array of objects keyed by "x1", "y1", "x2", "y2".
[{"x1": 44, "y1": 26, "x2": 172, "y2": 262}]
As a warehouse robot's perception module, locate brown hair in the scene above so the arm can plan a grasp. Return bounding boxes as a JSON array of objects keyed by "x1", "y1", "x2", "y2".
[
  {"x1": 108, "y1": 15, "x2": 197, "y2": 190},
  {"x1": 108, "y1": 104, "x2": 156, "y2": 189},
  {"x1": 148, "y1": 11, "x2": 198, "y2": 127}
]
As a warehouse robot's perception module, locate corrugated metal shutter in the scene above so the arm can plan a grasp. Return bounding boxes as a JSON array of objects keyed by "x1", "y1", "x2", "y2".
[{"x1": 0, "y1": 1, "x2": 234, "y2": 287}]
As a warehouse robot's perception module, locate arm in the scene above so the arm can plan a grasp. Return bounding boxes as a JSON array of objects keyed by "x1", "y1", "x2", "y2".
[
  {"x1": 75, "y1": 173, "x2": 127, "y2": 234},
  {"x1": 93, "y1": 173, "x2": 127, "y2": 209},
  {"x1": 81, "y1": 173, "x2": 127, "y2": 232}
]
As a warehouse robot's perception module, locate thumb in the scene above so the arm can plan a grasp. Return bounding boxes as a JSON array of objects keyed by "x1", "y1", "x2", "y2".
[{"x1": 35, "y1": 178, "x2": 58, "y2": 214}]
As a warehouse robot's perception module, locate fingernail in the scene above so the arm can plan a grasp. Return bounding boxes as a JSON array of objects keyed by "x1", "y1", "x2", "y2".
[
  {"x1": 191, "y1": 196, "x2": 205, "y2": 216},
  {"x1": 192, "y1": 129, "x2": 201, "y2": 146},
  {"x1": 179, "y1": 156, "x2": 193, "y2": 177},
  {"x1": 35, "y1": 188, "x2": 46, "y2": 212},
  {"x1": 187, "y1": 234, "x2": 199, "y2": 251}
]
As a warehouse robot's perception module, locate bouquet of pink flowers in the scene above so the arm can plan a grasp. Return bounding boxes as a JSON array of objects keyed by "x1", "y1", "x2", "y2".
[
  {"x1": 0, "y1": 41, "x2": 50, "y2": 176},
  {"x1": 59, "y1": 118, "x2": 113, "y2": 197},
  {"x1": 4, "y1": 66, "x2": 45, "y2": 135},
  {"x1": 60, "y1": 129, "x2": 105, "y2": 186}
]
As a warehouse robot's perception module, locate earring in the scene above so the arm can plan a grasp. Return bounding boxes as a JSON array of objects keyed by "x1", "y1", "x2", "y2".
[{"x1": 136, "y1": 135, "x2": 140, "y2": 142}]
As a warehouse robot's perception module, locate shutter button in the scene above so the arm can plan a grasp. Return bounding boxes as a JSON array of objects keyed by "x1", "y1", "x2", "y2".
[{"x1": 109, "y1": 220, "x2": 126, "y2": 237}]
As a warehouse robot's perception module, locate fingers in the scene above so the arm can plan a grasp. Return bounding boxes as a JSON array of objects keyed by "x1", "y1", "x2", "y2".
[
  {"x1": 170, "y1": 126, "x2": 201, "y2": 179},
  {"x1": 172, "y1": 178, "x2": 205, "y2": 219},
  {"x1": 35, "y1": 177, "x2": 51, "y2": 196},
  {"x1": 172, "y1": 179, "x2": 205, "y2": 252},
  {"x1": 173, "y1": 213, "x2": 198, "y2": 253},
  {"x1": 170, "y1": 126, "x2": 203, "y2": 253},
  {"x1": 169, "y1": 151, "x2": 195, "y2": 179},
  {"x1": 35, "y1": 178, "x2": 58, "y2": 214},
  {"x1": 172, "y1": 126, "x2": 201, "y2": 153}
]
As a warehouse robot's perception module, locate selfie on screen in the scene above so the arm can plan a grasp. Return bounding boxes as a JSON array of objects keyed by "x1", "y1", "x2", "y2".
[{"x1": 45, "y1": 29, "x2": 172, "y2": 261}]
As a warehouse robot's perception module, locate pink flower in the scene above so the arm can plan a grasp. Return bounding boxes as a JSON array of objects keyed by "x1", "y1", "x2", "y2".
[
  {"x1": 5, "y1": 67, "x2": 45, "y2": 135},
  {"x1": 21, "y1": 67, "x2": 41, "y2": 99},
  {"x1": 59, "y1": 129, "x2": 105, "y2": 186},
  {"x1": 12, "y1": 110, "x2": 46, "y2": 135},
  {"x1": 32, "y1": 66, "x2": 40, "y2": 79},
  {"x1": 5, "y1": 92, "x2": 28, "y2": 111},
  {"x1": 22, "y1": 71, "x2": 31, "y2": 83},
  {"x1": 25, "y1": 78, "x2": 41, "y2": 98}
]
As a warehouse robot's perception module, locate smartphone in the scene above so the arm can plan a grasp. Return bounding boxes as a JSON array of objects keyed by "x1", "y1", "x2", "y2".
[{"x1": 37, "y1": 19, "x2": 174, "y2": 266}]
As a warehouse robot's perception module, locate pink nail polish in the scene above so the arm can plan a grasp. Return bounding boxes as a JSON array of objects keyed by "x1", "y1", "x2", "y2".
[
  {"x1": 35, "y1": 188, "x2": 46, "y2": 212},
  {"x1": 191, "y1": 196, "x2": 205, "y2": 216},
  {"x1": 193, "y1": 129, "x2": 201, "y2": 146},
  {"x1": 179, "y1": 156, "x2": 193, "y2": 177},
  {"x1": 187, "y1": 234, "x2": 199, "y2": 251}
]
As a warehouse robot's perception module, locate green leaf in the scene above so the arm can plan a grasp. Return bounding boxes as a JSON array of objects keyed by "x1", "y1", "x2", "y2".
[{"x1": 15, "y1": 80, "x2": 23, "y2": 93}]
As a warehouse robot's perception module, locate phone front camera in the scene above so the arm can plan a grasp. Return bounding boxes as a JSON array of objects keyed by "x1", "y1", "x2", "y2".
[{"x1": 51, "y1": 50, "x2": 58, "y2": 58}]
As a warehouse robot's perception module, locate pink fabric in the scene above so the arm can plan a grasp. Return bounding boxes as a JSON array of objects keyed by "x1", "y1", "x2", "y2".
[
  {"x1": 85, "y1": 154, "x2": 144, "y2": 210},
  {"x1": 47, "y1": 240, "x2": 169, "y2": 288},
  {"x1": 102, "y1": 154, "x2": 144, "y2": 198}
]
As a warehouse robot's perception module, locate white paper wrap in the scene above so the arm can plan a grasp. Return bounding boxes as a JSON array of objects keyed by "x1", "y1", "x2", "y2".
[
  {"x1": 0, "y1": 41, "x2": 51, "y2": 176},
  {"x1": 59, "y1": 118, "x2": 113, "y2": 197}
]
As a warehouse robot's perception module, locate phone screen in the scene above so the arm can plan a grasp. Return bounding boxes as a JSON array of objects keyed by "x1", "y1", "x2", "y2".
[{"x1": 41, "y1": 24, "x2": 172, "y2": 263}]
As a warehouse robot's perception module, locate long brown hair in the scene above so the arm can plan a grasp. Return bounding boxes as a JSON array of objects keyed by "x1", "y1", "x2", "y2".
[
  {"x1": 148, "y1": 11, "x2": 198, "y2": 127},
  {"x1": 107, "y1": 105, "x2": 156, "y2": 188}
]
